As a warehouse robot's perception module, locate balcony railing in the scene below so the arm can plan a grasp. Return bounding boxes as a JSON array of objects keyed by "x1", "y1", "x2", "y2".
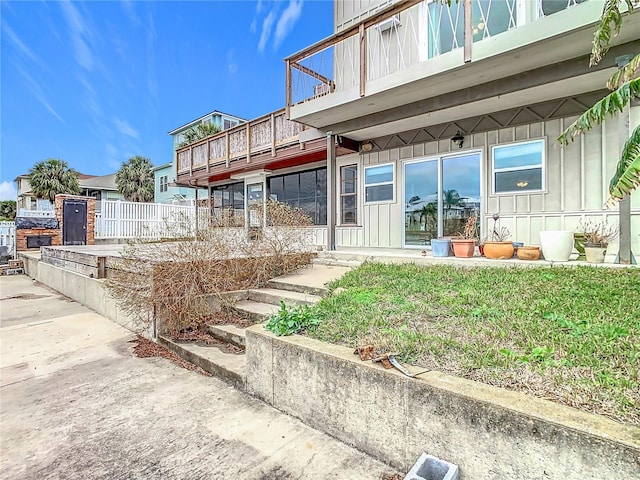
[
  {"x1": 285, "y1": 0, "x2": 589, "y2": 109},
  {"x1": 176, "y1": 108, "x2": 305, "y2": 175}
]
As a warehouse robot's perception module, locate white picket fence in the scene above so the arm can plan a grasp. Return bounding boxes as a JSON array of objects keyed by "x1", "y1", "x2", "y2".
[
  {"x1": 0, "y1": 221, "x2": 15, "y2": 255},
  {"x1": 95, "y1": 200, "x2": 201, "y2": 239}
]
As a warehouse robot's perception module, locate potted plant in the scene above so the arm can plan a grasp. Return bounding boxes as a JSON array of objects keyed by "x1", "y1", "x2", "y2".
[
  {"x1": 517, "y1": 245, "x2": 541, "y2": 260},
  {"x1": 430, "y1": 237, "x2": 452, "y2": 257},
  {"x1": 483, "y1": 214, "x2": 514, "y2": 259},
  {"x1": 539, "y1": 229, "x2": 574, "y2": 262},
  {"x1": 576, "y1": 220, "x2": 618, "y2": 263},
  {"x1": 451, "y1": 215, "x2": 477, "y2": 258}
]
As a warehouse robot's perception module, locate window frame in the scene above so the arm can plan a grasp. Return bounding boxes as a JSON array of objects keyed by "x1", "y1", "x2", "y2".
[
  {"x1": 340, "y1": 164, "x2": 358, "y2": 225},
  {"x1": 491, "y1": 138, "x2": 546, "y2": 195},
  {"x1": 364, "y1": 163, "x2": 395, "y2": 204},
  {"x1": 159, "y1": 175, "x2": 168, "y2": 193}
]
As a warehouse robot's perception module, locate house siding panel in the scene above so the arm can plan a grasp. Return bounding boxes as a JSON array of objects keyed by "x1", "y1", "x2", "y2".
[{"x1": 356, "y1": 107, "x2": 639, "y2": 252}]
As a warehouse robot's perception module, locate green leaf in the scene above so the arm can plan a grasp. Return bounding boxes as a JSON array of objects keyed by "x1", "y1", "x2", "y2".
[
  {"x1": 606, "y1": 123, "x2": 640, "y2": 205},
  {"x1": 557, "y1": 78, "x2": 640, "y2": 145},
  {"x1": 607, "y1": 53, "x2": 640, "y2": 90},
  {"x1": 590, "y1": 0, "x2": 634, "y2": 66}
]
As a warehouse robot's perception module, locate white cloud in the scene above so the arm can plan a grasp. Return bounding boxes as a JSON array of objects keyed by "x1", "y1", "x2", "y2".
[
  {"x1": 2, "y1": 22, "x2": 48, "y2": 71},
  {"x1": 274, "y1": 0, "x2": 303, "y2": 50},
  {"x1": 227, "y1": 49, "x2": 238, "y2": 76},
  {"x1": 60, "y1": 1, "x2": 95, "y2": 71},
  {"x1": 15, "y1": 64, "x2": 64, "y2": 122},
  {"x1": 121, "y1": 0, "x2": 139, "y2": 26},
  {"x1": 0, "y1": 181, "x2": 17, "y2": 201},
  {"x1": 114, "y1": 119, "x2": 139, "y2": 139},
  {"x1": 258, "y1": 11, "x2": 276, "y2": 53}
]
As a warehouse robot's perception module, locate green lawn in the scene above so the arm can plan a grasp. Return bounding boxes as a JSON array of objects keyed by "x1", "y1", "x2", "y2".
[{"x1": 307, "y1": 263, "x2": 640, "y2": 425}]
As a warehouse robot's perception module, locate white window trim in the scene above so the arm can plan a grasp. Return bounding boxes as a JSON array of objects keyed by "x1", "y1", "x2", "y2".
[
  {"x1": 339, "y1": 164, "x2": 359, "y2": 226},
  {"x1": 491, "y1": 138, "x2": 546, "y2": 195},
  {"x1": 364, "y1": 162, "x2": 395, "y2": 204}
]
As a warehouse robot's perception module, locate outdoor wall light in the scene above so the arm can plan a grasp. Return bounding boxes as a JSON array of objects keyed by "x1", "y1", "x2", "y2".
[
  {"x1": 361, "y1": 141, "x2": 374, "y2": 152},
  {"x1": 451, "y1": 131, "x2": 465, "y2": 149}
]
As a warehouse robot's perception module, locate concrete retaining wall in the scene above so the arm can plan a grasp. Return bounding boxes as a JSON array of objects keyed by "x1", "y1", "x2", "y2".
[
  {"x1": 20, "y1": 253, "x2": 138, "y2": 332},
  {"x1": 246, "y1": 326, "x2": 640, "y2": 480}
]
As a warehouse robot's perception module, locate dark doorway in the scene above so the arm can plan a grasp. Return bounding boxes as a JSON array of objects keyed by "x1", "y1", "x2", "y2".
[{"x1": 63, "y1": 200, "x2": 87, "y2": 245}]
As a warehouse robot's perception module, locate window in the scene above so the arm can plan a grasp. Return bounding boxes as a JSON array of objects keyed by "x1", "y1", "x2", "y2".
[
  {"x1": 160, "y1": 175, "x2": 168, "y2": 193},
  {"x1": 224, "y1": 119, "x2": 238, "y2": 130},
  {"x1": 268, "y1": 168, "x2": 327, "y2": 225},
  {"x1": 211, "y1": 182, "x2": 245, "y2": 225},
  {"x1": 340, "y1": 165, "x2": 357, "y2": 224},
  {"x1": 364, "y1": 163, "x2": 394, "y2": 203},
  {"x1": 492, "y1": 139, "x2": 545, "y2": 194}
]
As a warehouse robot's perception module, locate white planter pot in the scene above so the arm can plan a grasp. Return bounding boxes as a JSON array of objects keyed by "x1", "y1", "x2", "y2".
[
  {"x1": 585, "y1": 245, "x2": 607, "y2": 263},
  {"x1": 539, "y1": 230, "x2": 574, "y2": 262}
]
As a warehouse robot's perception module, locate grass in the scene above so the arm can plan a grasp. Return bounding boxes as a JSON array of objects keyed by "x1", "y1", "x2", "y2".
[{"x1": 306, "y1": 263, "x2": 640, "y2": 426}]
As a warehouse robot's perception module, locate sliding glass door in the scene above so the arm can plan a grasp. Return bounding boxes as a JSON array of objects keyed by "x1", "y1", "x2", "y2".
[{"x1": 404, "y1": 152, "x2": 481, "y2": 247}]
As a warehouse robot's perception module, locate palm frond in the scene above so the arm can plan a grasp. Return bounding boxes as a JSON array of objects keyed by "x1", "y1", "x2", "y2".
[
  {"x1": 606, "y1": 124, "x2": 640, "y2": 206},
  {"x1": 557, "y1": 78, "x2": 640, "y2": 145},
  {"x1": 590, "y1": 0, "x2": 634, "y2": 66},
  {"x1": 607, "y1": 53, "x2": 640, "y2": 90}
]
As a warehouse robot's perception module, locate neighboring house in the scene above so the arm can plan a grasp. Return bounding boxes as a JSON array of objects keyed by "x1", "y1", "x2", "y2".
[
  {"x1": 168, "y1": 110, "x2": 247, "y2": 160},
  {"x1": 153, "y1": 162, "x2": 206, "y2": 204},
  {"x1": 174, "y1": 1, "x2": 639, "y2": 254},
  {"x1": 15, "y1": 172, "x2": 121, "y2": 214},
  {"x1": 78, "y1": 173, "x2": 122, "y2": 212}
]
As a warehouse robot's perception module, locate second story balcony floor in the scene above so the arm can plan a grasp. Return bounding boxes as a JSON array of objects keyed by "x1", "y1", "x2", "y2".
[{"x1": 286, "y1": 0, "x2": 640, "y2": 138}]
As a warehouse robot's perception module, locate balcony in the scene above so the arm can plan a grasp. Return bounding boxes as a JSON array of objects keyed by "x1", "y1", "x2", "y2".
[
  {"x1": 176, "y1": 108, "x2": 305, "y2": 179},
  {"x1": 285, "y1": 0, "x2": 638, "y2": 136}
]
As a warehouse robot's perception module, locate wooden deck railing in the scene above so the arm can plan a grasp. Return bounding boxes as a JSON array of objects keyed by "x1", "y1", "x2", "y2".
[{"x1": 176, "y1": 108, "x2": 305, "y2": 175}]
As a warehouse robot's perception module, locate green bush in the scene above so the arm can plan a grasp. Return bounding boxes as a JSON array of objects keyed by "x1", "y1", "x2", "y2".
[{"x1": 265, "y1": 301, "x2": 319, "y2": 336}]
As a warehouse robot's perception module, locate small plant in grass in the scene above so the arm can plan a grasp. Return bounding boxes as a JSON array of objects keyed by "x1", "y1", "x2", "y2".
[{"x1": 265, "y1": 301, "x2": 320, "y2": 336}]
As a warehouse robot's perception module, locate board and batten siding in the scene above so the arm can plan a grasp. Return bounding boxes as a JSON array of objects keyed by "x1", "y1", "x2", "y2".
[{"x1": 337, "y1": 107, "x2": 640, "y2": 252}]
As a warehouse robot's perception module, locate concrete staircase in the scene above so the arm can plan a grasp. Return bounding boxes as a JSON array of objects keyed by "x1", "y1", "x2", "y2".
[{"x1": 163, "y1": 264, "x2": 352, "y2": 389}]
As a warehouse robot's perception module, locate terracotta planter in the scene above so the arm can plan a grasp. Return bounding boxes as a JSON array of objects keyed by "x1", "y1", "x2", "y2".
[
  {"x1": 483, "y1": 241, "x2": 514, "y2": 259},
  {"x1": 451, "y1": 239, "x2": 475, "y2": 258},
  {"x1": 584, "y1": 243, "x2": 607, "y2": 263},
  {"x1": 517, "y1": 246, "x2": 541, "y2": 260}
]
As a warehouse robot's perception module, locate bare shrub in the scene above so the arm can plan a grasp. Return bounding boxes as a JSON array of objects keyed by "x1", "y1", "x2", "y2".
[{"x1": 105, "y1": 200, "x2": 315, "y2": 336}]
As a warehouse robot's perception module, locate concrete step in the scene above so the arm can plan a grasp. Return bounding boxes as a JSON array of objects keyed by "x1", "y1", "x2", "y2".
[
  {"x1": 313, "y1": 257, "x2": 362, "y2": 268},
  {"x1": 157, "y1": 336, "x2": 245, "y2": 390},
  {"x1": 266, "y1": 278, "x2": 327, "y2": 296},
  {"x1": 232, "y1": 300, "x2": 279, "y2": 322},
  {"x1": 207, "y1": 324, "x2": 246, "y2": 348},
  {"x1": 247, "y1": 288, "x2": 321, "y2": 307}
]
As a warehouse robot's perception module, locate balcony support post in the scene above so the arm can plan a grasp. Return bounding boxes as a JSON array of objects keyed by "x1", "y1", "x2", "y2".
[
  {"x1": 206, "y1": 140, "x2": 210, "y2": 173},
  {"x1": 326, "y1": 132, "x2": 336, "y2": 251},
  {"x1": 225, "y1": 132, "x2": 230, "y2": 168},
  {"x1": 286, "y1": 59, "x2": 292, "y2": 119},
  {"x1": 189, "y1": 145, "x2": 193, "y2": 176},
  {"x1": 271, "y1": 113, "x2": 277, "y2": 156},
  {"x1": 246, "y1": 123, "x2": 252, "y2": 163},
  {"x1": 464, "y1": 0, "x2": 472, "y2": 63},
  {"x1": 359, "y1": 23, "x2": 366, "y2": 97}
]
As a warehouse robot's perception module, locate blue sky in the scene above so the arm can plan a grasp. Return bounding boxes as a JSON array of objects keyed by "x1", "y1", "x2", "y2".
[{"x1": 0, "y1": 0, "x2": 333, "y2": 200}]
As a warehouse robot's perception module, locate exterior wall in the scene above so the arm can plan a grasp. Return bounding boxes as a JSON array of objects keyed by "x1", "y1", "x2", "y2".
[
  {"x1": 336, "y1": 107, "x2": 640, "y2": 252},
  {"x1": 16, "y1": 195, "x2": 96, "y2": 251},
  {"x1": 154, "y1": 164, "x2": 205, "y2": 204}
]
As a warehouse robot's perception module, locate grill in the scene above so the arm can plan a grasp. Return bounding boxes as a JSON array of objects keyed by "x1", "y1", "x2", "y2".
[{"x1": 26, "y1": 235, "x2": 52, "y2": 248}]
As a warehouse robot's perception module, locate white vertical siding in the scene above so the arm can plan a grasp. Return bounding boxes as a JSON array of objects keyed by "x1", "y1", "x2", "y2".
[{"x1": 354, "y1": 105, "x2": 640, "y2": 252}]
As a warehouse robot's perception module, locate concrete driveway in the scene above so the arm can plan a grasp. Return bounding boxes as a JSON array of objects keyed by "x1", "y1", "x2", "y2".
[{"x1": 0, "y1": 275, "x2": 397, "y2": 479}]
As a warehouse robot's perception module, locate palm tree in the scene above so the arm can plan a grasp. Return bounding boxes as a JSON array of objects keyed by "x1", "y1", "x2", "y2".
[
  {"x1": 558, "y1": 0, "x2": 639, "y2": 205},
  {"x1": 116, "y1": 156, "x2": 154, "y2": 202},
  {"x1": 0, "y1": 200, "x2": 16, "y2": 221},
  {"x1": 28, "y1": 158, "x2": 80, "y2": 203},
  {"x1": 442, "y1": 189, "x2": 461, "y2": 219},
  {"x1": 179, "y1": 122, "x2": 222, "y2": 148}
]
